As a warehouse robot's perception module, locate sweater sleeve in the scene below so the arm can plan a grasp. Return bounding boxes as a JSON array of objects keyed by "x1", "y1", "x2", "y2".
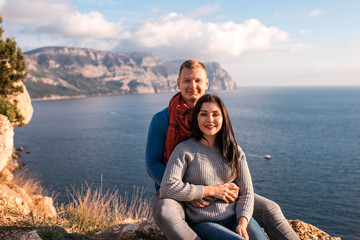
[
  {"x1": 235, "y1": 146, "x2": 254, "y2": 222},
  {"x1": 160, "y1": 143, "x2": 204, "y2": 201},
  {"x1": 145, "y1": 108, "x2": 168, "y2": 190}
]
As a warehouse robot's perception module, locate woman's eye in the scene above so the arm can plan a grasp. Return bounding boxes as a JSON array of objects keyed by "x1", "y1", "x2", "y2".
[{"x1": 200, "y1": 113, "x2": 207, "y2": 117}]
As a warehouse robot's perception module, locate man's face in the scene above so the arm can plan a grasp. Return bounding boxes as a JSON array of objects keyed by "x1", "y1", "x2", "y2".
[{"x1": 177, "y1": 67, "x2": 208, "y2": 108}]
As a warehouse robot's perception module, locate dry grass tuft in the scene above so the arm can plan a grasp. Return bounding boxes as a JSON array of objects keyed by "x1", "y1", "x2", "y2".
[
  {"x1": 2, "y1": 168, "x2": 58, "y2": 226},
  {"x1": 3, "y1": 168, "x2": 152, "y2": 233},
  {"x1": 11, "y1": 169, "x2": 47, "y2": 197},
  {"x1": 57, "y1": 183, "x2": 151, "y2": 232}
]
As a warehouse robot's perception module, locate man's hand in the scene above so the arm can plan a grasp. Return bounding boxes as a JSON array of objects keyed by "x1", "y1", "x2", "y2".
[
  {"x1": 236, "y1": 217, "x2": 249, "y2": 240},
  {"x1": 188, "y1": 197, "x2": 213, "y2": 208}
]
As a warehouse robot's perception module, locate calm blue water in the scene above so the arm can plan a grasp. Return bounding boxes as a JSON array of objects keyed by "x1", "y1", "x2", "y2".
[{"x1": 14, "y1": 87, "x2": 360, "y2": 239}]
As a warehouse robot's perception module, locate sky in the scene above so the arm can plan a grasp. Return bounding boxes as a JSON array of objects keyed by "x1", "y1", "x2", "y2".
[{"x1": 1, "y1": 0, "x2": 360, "y2": 87}]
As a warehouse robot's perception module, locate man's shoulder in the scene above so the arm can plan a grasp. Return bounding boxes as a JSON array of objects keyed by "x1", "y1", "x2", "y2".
[
  {"x1": 149, "y1": 107, "x2": 169, "y2": 131},
  {"x1": 154, "y1": 107, "x2": 169, "y2": 118},
  {"x1": 152, "y1": 107, "x2": 169, "y2": 121}
]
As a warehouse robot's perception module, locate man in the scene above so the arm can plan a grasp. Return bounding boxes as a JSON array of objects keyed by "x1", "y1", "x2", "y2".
[{"x1": 145, "y1": 59, "x2": 299, "y2": 240}]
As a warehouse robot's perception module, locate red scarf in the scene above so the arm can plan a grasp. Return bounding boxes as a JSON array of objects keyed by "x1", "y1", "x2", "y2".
[{"x1": 164, "y1": 92, "x2": 193, "y2": 164}]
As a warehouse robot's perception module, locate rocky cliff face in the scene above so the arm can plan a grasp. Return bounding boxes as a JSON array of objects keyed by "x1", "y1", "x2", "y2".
[
  {"x1": 0, "y1": 115, "x2": 57, "y2": 222},
  {"x1": 0, "y1": 115, "x2": 13, "y2": 173},
  {"x1": 7, "y1": 82, "x2": 33, "y2": 126},
  {"x1": 23, "y1": 47, "x2": 236, "y2": 99},
  {"x1": 0, "y1": 84, "x2": 55, "y2": 227}
]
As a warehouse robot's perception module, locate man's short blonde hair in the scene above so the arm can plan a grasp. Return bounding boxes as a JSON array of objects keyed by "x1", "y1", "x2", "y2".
[{"x1": 178, "y1": 59, "x2": 207, "y2": 77}]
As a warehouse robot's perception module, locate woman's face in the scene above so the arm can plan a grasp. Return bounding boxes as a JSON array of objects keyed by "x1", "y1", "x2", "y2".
[{"x1": 197, "y1": 102, "x2": 223, "y2": 139}]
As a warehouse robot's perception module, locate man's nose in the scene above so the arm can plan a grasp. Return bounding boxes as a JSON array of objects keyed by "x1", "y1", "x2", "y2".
[{"x1": 191, "y1": 80, "x2": 196, "y2": 88}]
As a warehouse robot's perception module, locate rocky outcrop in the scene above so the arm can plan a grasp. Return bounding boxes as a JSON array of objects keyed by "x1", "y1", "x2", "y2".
[
  {"x1": 288, "y1": 220, "x2": 341, "y2": 240},
  {"x1": 0, "y1": 115, "x2": 14, "y2": 173},
  {"x1": 90, "y1": 218, "x2": 166, "y2": 240},
  {"x1": 7, "y1": 82, "x2": 34, "y2": 126},
  {"x1": 0, "y1": 142, "x2": 57, "y2": 223},
  {"x1": 88, "y1": 218, "x2": 341, "y2": 240},
  {"x1": 24, "y1": 47, "x2": 236, "y2": 99},
  {"x1": 12, "y1": 218, "x2": 337, "y2": 240},
  {"x1": 1, "y1": 114, "x2": 56, "y2": 227},
  {"x1": 205, "y1": 62, "x2": 235, "y2": 91}
]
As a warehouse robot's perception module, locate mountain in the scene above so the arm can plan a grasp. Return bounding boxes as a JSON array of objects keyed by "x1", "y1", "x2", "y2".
[{"x1": 23, "y1": 47, "x2": 236, "y2": 99}]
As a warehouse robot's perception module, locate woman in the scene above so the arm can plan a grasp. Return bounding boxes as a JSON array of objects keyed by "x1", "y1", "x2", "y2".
[{"x1": 160, "y1": 94, "x2": 268, "y2": 240}]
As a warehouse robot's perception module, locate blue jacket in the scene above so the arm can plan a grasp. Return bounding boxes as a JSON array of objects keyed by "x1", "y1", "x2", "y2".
[{"x1": 145, "y1": 107, "x2": 169, "y2": 192}]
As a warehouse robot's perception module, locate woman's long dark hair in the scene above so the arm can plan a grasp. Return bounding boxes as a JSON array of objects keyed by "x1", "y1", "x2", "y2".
[{"x1": 192, "y1": 94, "x2": 240, "y2": 179}]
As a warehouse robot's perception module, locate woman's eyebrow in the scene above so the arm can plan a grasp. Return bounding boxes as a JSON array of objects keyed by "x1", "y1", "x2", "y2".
[{"x1": 199, "y1": 109, "x2": 221, "y2": 113}]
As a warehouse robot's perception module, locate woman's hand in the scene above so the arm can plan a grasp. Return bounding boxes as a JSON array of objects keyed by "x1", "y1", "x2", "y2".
[
  {"x1": 236, "y1": 217, "x2": 249, "y2": 240},
  {"x1": 203, "y1": 183, "x2": 239, "y2": 203}
]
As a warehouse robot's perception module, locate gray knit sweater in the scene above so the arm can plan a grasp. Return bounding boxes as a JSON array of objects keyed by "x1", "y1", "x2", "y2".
[{"x1": 160, "y1": 138, "x2": 254, "y2": 223}]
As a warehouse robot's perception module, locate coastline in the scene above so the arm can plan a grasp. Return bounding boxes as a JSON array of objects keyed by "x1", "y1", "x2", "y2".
[{"x1": 31, "y1": 94, "x2": 87, "y2": 101}]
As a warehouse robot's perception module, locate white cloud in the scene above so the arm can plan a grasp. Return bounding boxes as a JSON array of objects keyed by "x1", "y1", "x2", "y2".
[
  {"x1": 2, "y1": 1, "x2": 292, "y2": 61},
  {"x1": 305, "y1": 9, "x2": 324, "y2": 18},
  {"x1": 114, "y1": 13, "x2": 289, "y2": 61},
  {"x1": 2, "y1": 0, "x2": 129, "y2": 50},
  {"x1": 3, "y1": 0, "x2": 74, "y2": 24},
  {"x1": 0, "y1": 0, "x2": 6, "y2": 12}
]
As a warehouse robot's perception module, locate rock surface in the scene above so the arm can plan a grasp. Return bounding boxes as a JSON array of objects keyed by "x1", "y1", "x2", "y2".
[
  {"x1": 19, "y1": 230, "x2": 42, "y2": 240},
  {"x1": 88, "y1": 218, "x2": 341, "y2": 240},
  {"x1": 24, "y1": 47, "x2": 236, "y2": 99},
  {"x1": 288, "y1": 220, "x2": 341, "y2": 240},
  {"x1": 0, "y1": 89, "x2": 56, "y2": 228},
  {"x1": 0, "y1": 152, "x2": 57, "y2": 223},
  {"x1": 0, "y1": 115, "x2": 14, "y2": 173},
  {"x1": 0, "y1": 218, "x2": 342, "y2": 240},
  {"x1": 89, "y1": 218, "x2": 166, "y2": 240},
  {"x1": 7, "y1": 82, "x2": 34, "y2": 126}
]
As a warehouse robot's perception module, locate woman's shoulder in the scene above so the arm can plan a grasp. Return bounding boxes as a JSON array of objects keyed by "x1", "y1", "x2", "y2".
[
  {"x1": 175, "y1": 138, "x2": 197, "y2": 150},
  {"x1": 171, "y1": 139, "x2": 200, "y2": 156},
  {"x1": 168, "y1": 139, "x2": 198, "y2": 163},
  {"x1": 237, "y1": 145, "x2": 245, "y2": 157}
]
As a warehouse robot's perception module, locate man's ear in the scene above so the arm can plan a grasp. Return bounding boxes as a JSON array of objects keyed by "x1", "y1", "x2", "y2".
[
  {"x1": 177, "y1": 78, "x2": 180, "y2": 89},
  {"x1": 206, "y1": 79, "x2": 209, "y2": 89}
]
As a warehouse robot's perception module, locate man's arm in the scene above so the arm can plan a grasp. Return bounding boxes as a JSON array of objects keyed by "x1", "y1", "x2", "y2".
[
  {"x1": 145, "y1": 108, "x2": 169, "y2": 189},
  {"x1": 235, "y1": 146, "x2": 254, "y2": 223}
]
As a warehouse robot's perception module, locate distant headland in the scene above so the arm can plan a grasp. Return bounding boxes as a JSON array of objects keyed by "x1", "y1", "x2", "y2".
[{"x1": 24, "y1": 47, "x2": 236, "y2": 100}]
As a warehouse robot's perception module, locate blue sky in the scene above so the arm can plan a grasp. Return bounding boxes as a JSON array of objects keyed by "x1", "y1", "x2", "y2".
[{"x1": 1, "y1": 0, "x2": 359, "y2": 86}]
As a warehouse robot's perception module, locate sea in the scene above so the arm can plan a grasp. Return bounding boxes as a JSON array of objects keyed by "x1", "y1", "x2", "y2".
[{"x1": 14, "y1": 87, "x2": 360, "y2": 240}]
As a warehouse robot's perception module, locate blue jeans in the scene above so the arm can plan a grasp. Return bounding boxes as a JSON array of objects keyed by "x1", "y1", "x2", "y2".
[{"x1": 188, "y1": 216, "x2": 268, "y2": 240}]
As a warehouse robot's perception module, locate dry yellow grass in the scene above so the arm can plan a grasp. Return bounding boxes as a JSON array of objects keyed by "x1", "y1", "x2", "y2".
[
  {"x1": 11, "y1": 169, "x2": 48, "y2": 197},
  {"x1": 4, "y1": 168, "x2": 152, "y2": 233},
  {"x1": 57, "y1": 183, "x2": 152, "y2": 232},
  {"x1": 0, "y1": 168, "x2": 58, "y2": 226}
]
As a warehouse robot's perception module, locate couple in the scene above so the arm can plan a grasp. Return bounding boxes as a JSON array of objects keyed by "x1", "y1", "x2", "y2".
[{"x1": 145, "y1": 60, "x2": 299, "y2": 240}]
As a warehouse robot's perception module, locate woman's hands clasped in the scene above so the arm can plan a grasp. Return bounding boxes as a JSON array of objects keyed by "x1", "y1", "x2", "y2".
[{"x1": 202, "y1": 182, "x2": 239, "y2": 203}]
